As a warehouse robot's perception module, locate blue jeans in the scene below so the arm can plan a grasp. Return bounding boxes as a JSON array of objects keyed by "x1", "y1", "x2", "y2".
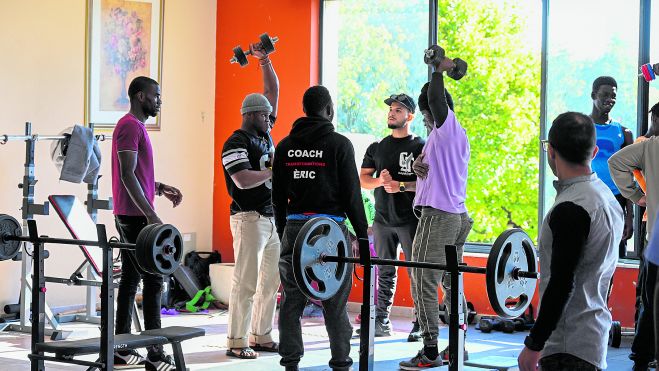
[{"x1": 278, "y1": 220, "x2": 353, "y2": 370}]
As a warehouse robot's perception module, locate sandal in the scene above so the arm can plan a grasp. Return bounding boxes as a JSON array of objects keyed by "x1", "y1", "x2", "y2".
[
  {"x1": 226, "y1": 347, "x2": 258, "y2": 359},
  {"x1": 251, "y1": 342, "x2": 279, "y2": 352}
]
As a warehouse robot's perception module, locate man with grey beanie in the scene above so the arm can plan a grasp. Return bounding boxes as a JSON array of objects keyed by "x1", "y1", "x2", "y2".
[{"x1": 221, "y1": 43, "x2": 280, "y2": 359}]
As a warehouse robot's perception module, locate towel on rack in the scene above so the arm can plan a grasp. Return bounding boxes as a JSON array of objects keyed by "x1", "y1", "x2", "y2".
[{"x1": 51, "y1": 125, "x2": 101, "y2": 184}]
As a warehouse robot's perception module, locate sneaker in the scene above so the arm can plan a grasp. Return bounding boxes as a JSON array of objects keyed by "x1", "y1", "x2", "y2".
[
  {"x1": 399, "y1": 349, "x2": 443, "y2": 370},
  {"x1": 407, "y1": 321, "x2": 422, "y2": 342},
  {"x1": 439, "y1": 345, "x2": 469, "y2": 363},
  {"x1": 355, "y1": 319, "x2": 391, "y2": 337},
  {"x1": 145, "y1": 352, "x2": 176, "y2": 371},
  {"x1": 113, "y1": 349, "x2": 146, "y2": 369}
]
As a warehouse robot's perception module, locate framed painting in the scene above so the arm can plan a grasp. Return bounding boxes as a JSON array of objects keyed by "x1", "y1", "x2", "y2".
[{"x1": 85, "y1": 0, "x2": 164, "y2": 130}]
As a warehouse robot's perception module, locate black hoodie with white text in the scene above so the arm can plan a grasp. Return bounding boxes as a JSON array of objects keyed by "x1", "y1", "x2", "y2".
[{"x1": 272, "y1": 116, "x2": 368, "y2": 241}]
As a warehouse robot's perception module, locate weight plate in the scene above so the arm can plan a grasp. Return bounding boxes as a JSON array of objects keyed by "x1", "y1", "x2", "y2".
[
  {"x1": 0, "y1": 214, "x2": 22, "y2": 261},
  {"x1": 140, "y1": 224, "x2": 183, "y2": 276},
  {"x1": 259, "y1": 33, "x2": 275, "y2": 54},
  {"x1": 135, "y1": 223, "x2": 163, "y2": 274},
  {"x1": 448, "y1": 58, "x2": 468, "y2": 80},
  {"x1": 609, "y1": 320, "x2": 622, "y2": 348},
  {"x1": 423, "y1": 45, "x2": 445, "y2": 65},
  {"x1": 293, "y1": 217, "x2": 349, "y2": 301},
  {"x1": 232, "y1": 46, "x2": 248, "y2": 67},
  {"x1": 486, "y1": 228, "x2": 538, "y2": 319}
]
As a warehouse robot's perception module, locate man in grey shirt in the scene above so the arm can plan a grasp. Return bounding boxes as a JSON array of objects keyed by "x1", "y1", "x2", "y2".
[{"x1": 518, "y1": 112, "x2": 622, "y2": 371}]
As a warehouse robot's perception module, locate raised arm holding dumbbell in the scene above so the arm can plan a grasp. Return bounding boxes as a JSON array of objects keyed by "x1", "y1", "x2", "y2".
[
  {"x1": 221, "y1": 34, "x2": 282, "y2": 360},
  {"x1": 400, "y1": 45, "x2": 473, "y2": 370}
]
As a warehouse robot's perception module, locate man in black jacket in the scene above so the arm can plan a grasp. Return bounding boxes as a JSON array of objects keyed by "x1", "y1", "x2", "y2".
[{"x1": 272, "y1": 85, "x2": 368, "y2": 371}]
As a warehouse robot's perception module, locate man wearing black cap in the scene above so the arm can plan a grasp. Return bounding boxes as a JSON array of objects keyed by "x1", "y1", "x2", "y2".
[{"x1": 359, "y1": 93, "x2": 425, "y2": 341}]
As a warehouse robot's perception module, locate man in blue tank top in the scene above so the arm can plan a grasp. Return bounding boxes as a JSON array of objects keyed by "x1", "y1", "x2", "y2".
[{"x1": 589, "y1": 76, "x2": 634, "y2": 257}]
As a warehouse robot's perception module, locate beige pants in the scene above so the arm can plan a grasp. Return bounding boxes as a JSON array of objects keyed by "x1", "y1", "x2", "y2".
[{"x1": 227, "y1": 211, "x2": 281, "y2": 348}]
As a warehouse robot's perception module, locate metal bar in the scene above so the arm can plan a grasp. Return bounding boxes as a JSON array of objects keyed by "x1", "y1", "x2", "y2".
[
  {"x1": 44, "y1": 276, "x2": 103, "y2": 287},
  {"x1": 29, "y1": 220, "x2": 45, "y2": 371},
  {"x1": 538, "y1": 0, "x2": 549, "y2": 231},
  {"x1": 98, "y1": 224, "x2": 114, "y2": 371},
  {"x1": 1, "y1": 134, "x2": 112, "y2": 144},
  {"x1": 445, "y1": 245, "x2": 463, "y2": 371},
  {"x1": 357, "y1": 237, "x2": 374, "y2": 371},
  {"x1": 171, "y1": 342, "x2": 187, "y2": 371},
  {"x1": 27, "y1": 354, "x2": 104, "y2": 368},
  {"x1": 5, "y1": 235, "x2": 134, "y2": 250},
  {"x1": 321, "y1": 255, "x2": 538, "y2": 279}
]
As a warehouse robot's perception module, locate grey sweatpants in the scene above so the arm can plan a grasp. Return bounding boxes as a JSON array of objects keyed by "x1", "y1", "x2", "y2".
[{"x1": 410, "y1": 207, "x2": 473, "y2": 346}]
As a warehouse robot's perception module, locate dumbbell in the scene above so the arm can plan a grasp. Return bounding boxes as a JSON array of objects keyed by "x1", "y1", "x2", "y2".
[
  {"x1": 423, "y1": 45, "x2": 468, "y2": 80},
  {"x1": 640, "y1": 63, "x2": 659, "y2": 82},
  {"x1": 608, "y1": 320, "x2": 634, "y2": 348},
  {"x1": 230, "y1": 33, "x2": 279, "y2": 67}
]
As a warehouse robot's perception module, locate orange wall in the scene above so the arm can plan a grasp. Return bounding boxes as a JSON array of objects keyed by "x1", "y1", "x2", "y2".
[
  {"x1": 349, "y1": 253, "x2": 640, "y2": 328},
  {"x1": 213, "y1": 0, "x2": 320, "y2": 261}
]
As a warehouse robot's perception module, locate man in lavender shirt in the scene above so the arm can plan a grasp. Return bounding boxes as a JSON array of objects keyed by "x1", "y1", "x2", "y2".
[
  {"x1": 400, "y1": 50, "x2": 472, "y2": 370},
  {"x1": 111, "y1": 76, "x2": 182, "y2": 371}
]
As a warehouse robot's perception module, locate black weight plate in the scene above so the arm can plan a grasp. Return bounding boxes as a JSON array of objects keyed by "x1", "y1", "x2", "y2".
[
  {"x1": 609, "y1": 320, "x2": 622, "y2": 348},
  {"x1": 438, "y1": 303, "x2": 448, "y2": 324},
  {"x1": 423, "y1": 45, "x2": 445, "y2": 65},
  {"x1": 259, "y1": 33, "x2": 276, "y2": 54},
  {"x1": 293, "y1": 217, "x2": 349, "y2": 301},
  {"x1": 142, "y1": 224, "x2": 183, "y2": 276},
  {"x1": 486, "y1": 228, "x2": 538, "y2": 319},
  {"x1": 232, "y1": 46, "x2": 249, "y2": 67},
  {"x1": 0, "y1": 214, "x2": 22, "y2": 261},
  {"x1": 135, "y1": 223, "x2": 160, "y2": 273},
  {"x1": 447, "y1": 58, "x2": 468, "y2": 80}
]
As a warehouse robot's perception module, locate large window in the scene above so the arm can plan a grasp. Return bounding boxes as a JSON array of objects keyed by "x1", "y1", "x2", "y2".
[
  {"x1": 543, "y1": 0, "x2": 640, "y2": 256},
  {"x1": 323, "y1": 0, "x2": 542, "y2": 244},
  {"x1": 321, "y1": 0, "x2": 652, "y2": 253},
  {"x1": 321, "y1": 0, "x2": 430, "y2": 164},
  {"x1": 437, "y1": 0, "x2": 542, "y2": 243}
]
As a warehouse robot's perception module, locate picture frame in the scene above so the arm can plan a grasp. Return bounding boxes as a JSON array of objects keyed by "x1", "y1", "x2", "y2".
[{"x1": 85, "y1": 0, "x2": 164, "y2": 130}]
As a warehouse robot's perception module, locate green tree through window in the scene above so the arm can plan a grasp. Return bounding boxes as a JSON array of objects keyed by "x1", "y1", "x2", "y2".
[{"x1": 323, "y1": 0, "x2": 541, "y2": 243}]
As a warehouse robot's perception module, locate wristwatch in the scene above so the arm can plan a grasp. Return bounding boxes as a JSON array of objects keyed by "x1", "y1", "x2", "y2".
[{"x1": 399, "y1": 182, "x2": 406, "y2": 192}]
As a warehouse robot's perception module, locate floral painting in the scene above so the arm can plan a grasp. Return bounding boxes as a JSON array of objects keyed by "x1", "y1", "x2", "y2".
[{"x1": 86, "y1": 0, "x2": 163, "y2": 129}]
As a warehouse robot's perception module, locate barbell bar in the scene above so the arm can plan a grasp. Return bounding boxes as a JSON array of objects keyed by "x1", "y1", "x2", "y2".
[
  {"x1": 0, "y1": 214, "x2": 182, "y2": 276},
  {"x1": 293, "y1": 217, "x2": 539, "y2": 319}
]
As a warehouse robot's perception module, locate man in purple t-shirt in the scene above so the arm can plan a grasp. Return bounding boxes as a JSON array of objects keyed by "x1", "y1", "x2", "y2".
[
  {"x1": 111, "y1": 76, "x2": 182, "y2": 371},
  {"x1": 399, "y1": 51, "x2": 473, "y2": 370}
]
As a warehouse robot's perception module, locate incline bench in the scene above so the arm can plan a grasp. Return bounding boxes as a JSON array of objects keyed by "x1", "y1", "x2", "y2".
[{"x1": 27, "y1": 196, "x2": 205, "y2": 371}]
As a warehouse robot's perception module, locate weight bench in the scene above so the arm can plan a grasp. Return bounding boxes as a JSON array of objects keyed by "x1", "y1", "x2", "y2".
[
  {"x1": 34, "y1": 326, "x2": 205, "y2": 370},
  {"x1": 49, "y1": 195, "x2": 141, "y2": 329},
  {"x1": 23, "y1": 214, "x2": 205, "y2": 370}
]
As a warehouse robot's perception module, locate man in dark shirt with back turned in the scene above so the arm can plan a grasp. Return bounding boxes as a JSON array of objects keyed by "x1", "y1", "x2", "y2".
[
  {"x1": 518, "y1": 112, "x2": 622, "y2": 371},
  {"x1": 273, "y1": 85, "x2": 368, "y2": 371}
]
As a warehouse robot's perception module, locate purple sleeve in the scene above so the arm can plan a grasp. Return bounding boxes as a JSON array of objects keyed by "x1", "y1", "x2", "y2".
[{"x1": 115, "y1": 122, "x2": 142, "y2": 152}]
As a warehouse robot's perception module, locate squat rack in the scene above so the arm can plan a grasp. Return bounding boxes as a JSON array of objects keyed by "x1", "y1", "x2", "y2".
[{"x1": 1, "y1": 122, "x2": 113, "y2": 338}]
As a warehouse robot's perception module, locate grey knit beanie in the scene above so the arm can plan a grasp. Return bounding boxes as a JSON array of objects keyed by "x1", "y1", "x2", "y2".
[{"x1": 241, "y1": 93, "x2": 272, "y2": 114}]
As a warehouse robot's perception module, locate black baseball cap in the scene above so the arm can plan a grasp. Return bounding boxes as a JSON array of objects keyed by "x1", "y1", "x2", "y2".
[{"x1": 384, "y1": 93, "x2": 416, "y2": 113}]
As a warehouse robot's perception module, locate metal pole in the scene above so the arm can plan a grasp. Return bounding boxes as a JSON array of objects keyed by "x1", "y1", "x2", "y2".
[
  {"x1": 358, "y1": 238, "x2": 374, "y2": 371},
  {"x1": 28, "y1": 220, "x2": 45, "y2": 371},
  {"x1": 98, "y1": 224, "x2": 114, "y2": 371}
]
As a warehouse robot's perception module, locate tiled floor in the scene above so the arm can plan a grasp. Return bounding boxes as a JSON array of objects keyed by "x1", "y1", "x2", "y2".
[{"x1": 0, "y1": 308, "x2": 635, "y2": 370}]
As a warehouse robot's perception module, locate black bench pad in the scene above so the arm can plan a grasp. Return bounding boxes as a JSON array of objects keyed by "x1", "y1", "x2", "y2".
[
  {"x1": 141, "y1": 326, "x2": 205, "y2": 342},
  {"x1": 35, "y1": 334, "x2": 168, "y2": 356}
]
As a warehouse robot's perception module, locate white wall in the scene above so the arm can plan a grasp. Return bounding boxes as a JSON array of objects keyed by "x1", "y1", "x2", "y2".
[{"x1": 0, "y1": 0, "x2": 216, "y2": 308}]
